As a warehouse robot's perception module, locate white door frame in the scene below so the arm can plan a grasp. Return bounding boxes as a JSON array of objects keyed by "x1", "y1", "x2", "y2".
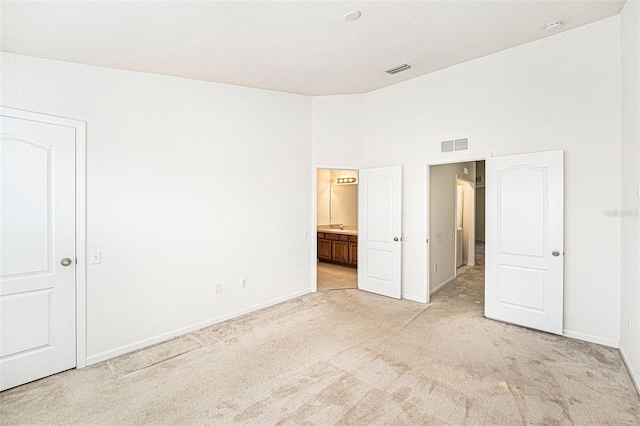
[
  {"x1": 1, "y1": 107, "x2": 87, "y2": 368},
  {"x1": 422, "y1": 153, "x2": 492, "y2": 303},
  {"x1": 310, "y1": 164, "x2": 362, "y2": 292}
]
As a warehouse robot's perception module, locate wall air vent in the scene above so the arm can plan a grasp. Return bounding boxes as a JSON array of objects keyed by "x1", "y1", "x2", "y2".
[
  {"x1": 441, "y1": 140, "x2": 454, "y2": 153},
  {"x1": 454, "y1": 138, "x2": 469, "y2": 151},
  {"x1": 441, "y1": 138, "x2": 469, "y2": 154},
  {"x1": 384, "y1": 63, "x2": 412, "y2": 75}
]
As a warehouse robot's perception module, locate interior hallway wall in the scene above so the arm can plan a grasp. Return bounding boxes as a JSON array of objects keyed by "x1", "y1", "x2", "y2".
[
  {"x1": 475, "y1": 161, "x2": 486, "y2": 242},
  {"x1": 619, "y1": 0, "x2": 640, "y2": 390},
  {"x1": 362, "y1": 17, "x2": 621, "y2": 344},
  {"x1": 475, "y1": 187, "x2": 486, "y2": 242},
  {"x1": 1, "y1": 53, "x2": 313, "y2": 363},
  {"x1": 460, "y1": 180, "x2": 475, "y2": 266}
]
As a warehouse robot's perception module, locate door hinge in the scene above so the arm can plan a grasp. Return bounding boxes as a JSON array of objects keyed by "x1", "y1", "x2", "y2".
[{"x1": 426, "y1": 238, "x2": 429, "y2": 244}]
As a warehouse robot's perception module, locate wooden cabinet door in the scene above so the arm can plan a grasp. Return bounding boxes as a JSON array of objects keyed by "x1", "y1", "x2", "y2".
[
  {"x1": 332, "y1": 241, "x2": 349, "y2": 263},
  {"x1": 318, "y1": 239, "x2": 332, "y2": 260},
  {"x1": 349, "y1": 242, "x2": 358, "y2": 266}
]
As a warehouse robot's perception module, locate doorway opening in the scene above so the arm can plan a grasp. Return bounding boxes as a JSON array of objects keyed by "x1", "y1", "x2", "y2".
[
  {"x1": 424, "y1": 151, "x2": 564, "y2": 335},
  {"x1": 316, "y1": 168, "x2": 359, "y2": 291},
  {"x1": 426, "y1": 158, "x2": 486, "y2": 301}
]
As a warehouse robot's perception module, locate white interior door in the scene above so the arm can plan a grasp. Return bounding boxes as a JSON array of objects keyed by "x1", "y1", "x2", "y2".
[
  {"x1": 358, "y1": 166, "x2": 402, "y2": 299},
  {"x1": 485, "y1": 150, "x2": 564, "y2": 335},
  {"x1": 1, "y1": 114, "x2": 77, "y2": 391}
]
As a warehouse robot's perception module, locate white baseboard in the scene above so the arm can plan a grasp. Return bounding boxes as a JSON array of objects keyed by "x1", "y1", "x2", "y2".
[
  {"x1": 620, "y1": 347, "x2": 640, "y2": 396},
  {"x1": 86, "y1": 288, "x2": 313, "y2": 366},
  {"x1": 401, "y1": 293, "x2": 427, "y2": 303},
  {"x1": 562, "y1": 329, "x2": 618, "y2": 348},
  {"x1": 430, "y1": 276, "x2": 456, "y2": 296}
]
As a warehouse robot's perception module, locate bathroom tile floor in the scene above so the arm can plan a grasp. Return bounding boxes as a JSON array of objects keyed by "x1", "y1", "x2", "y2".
[{"x1": 317, "y1": 261, "x2": 357, "y2": 291}]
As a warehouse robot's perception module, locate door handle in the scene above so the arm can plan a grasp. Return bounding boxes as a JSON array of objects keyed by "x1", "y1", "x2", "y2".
[
  {"x1": 551, "y1": 250, "x2": 560, "y2": 257},
  {"x1": 60, "y1": 258, "x2": 73, "y2": 266},
  {"x1": 393, "y1": 237, "x2": 399, "y2": 242}
]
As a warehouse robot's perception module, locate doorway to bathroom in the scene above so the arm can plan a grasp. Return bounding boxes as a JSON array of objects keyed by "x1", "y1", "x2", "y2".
[{"x1": 316, "y1": 168, "x2": 359, "y2": 291}]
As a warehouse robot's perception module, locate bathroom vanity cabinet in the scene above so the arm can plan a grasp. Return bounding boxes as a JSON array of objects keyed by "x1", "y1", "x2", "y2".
[{"x1": 317, "y1": 232, "x2": 358, "y2": 267}]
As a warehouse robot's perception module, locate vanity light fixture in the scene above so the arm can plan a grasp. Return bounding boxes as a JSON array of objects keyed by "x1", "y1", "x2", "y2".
[{"x1": 336, "y1": 177, "x2": 357, "y2": 184}]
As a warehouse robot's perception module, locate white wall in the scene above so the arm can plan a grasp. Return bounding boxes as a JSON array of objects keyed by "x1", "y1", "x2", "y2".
[
  {"x1": 317, "y1": 169, "x2": 331, "y2": 226},
  {"x1": 1, "y1": 53, "x2": 313, "y2": 362},
  {"x1": 311, "y1": 95, "x2": 366, "y2": 167},
  {"x1": 363, "y1": 17, "x2": 622, "y2": 344},
  {"x1": 429, "y1": 162, "x2": 476, "y2": 294},
  {"x1": 619, "y1": 0, "x2": 640, "y2": 390}
]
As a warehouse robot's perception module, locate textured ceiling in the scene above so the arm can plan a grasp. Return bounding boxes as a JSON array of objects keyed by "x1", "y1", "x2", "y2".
[{"x1": 0, "y1": 1, "x2": 626, "y2": 96}]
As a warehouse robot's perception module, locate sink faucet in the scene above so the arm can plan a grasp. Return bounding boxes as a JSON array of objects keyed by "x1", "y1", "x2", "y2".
[{"x1": 340, "y1": 224, "x2": 344, "y2": 230}]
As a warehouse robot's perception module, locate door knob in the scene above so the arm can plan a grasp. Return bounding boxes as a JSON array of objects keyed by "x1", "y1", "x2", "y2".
[
  {"x1": 552, "y1": 250, "x2": 560, "y2": 257},
  {"x1": 393, "y1": 237, "x2": 399, "y2": 242},
  {"x1": 60, "y1": 258, "x2": 73, "y2": 266}
]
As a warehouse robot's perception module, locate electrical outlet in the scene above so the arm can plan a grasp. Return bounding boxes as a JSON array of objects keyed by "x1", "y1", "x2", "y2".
[
  {"x1": 242, "y1": 278, "x2": 247, "y2": 288},
  {"x1": 90, "y1": 250, "x2": 101, "y2": 265},
  {"x1": 303, "y1": 231, "x2": 309, "y2": 239},
  {"x1": 402, "y1": 235, "x2": 412, "y2": 242},
  {"x1": 215, "y1": 283, "x2": 223, "y2": 294}
]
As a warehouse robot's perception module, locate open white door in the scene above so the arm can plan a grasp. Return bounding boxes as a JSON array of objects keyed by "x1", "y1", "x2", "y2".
[
  {"x1": 1, "y1": 114, "x2": 77, "y2": 390},
  {"x1": 358, "y1": 166, "x2": 402, "y2": 299},
  {"x1": 485, "y1": 150, "x2": 564, "y2": 335}
]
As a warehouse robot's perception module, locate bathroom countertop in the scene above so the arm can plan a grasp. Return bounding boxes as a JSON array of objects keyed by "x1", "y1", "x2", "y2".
[{"x1": 317, "y1": 226, "x2": 358, "y2": 236}]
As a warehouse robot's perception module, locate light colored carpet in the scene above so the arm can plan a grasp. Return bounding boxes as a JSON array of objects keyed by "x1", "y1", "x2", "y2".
[
  {"x1": 1, "y1": 261, "x2": 639, "y2": 424},
  {"x1": 317, "y1": 261, "x2": 357, "y2": 291}
]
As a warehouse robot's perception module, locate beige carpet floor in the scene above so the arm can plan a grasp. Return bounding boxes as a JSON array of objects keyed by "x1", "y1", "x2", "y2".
[{"x1": 2, "y1": 260, "x2": 639, "y2": 425}]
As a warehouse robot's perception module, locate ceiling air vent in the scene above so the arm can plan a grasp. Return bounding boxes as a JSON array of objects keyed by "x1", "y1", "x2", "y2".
[
  {"x1": 441, "y1": 138, "x2": 469, "y2": 154},
  {"x1": 385, "y1": 63, "x2": 412, "y2": 75}
]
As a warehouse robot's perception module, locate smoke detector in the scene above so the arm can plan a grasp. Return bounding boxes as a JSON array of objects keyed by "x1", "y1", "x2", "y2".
[
  {"x1": 343, "y1": 10, "x2": 361, "y2": 22},
  {"x1": 544, "y1": 21, "x2": 563, "y2": 31}
]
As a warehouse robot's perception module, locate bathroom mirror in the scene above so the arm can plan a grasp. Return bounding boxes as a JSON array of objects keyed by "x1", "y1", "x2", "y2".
[{"x1": 330, "y1": 184, "x2": 358, "y2": 227}]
